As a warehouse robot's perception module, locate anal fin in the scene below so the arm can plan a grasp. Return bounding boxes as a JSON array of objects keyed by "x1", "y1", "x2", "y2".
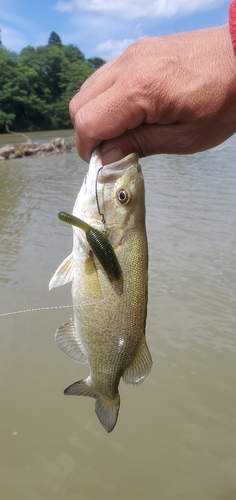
[
  {"x1": 55, "y1": 317, "x2": 87, "y2": 364},
  {"x1": 123, "y1": 338, "x2": 152, "y2": 385}
]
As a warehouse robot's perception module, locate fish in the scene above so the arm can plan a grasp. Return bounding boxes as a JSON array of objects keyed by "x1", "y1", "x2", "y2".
[{"x1": 49, "y1": 148, "x2": 152, "y2": 433}]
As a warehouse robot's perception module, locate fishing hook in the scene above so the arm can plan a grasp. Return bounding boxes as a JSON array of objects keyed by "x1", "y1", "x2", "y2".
[{"x1": 95, "y1": 166, "x2": 106, "y2": 225}]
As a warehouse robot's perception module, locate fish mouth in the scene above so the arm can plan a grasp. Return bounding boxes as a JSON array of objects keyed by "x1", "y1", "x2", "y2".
[
  {"x1": 82, "y1": 148, "x2": 140, "y2": 199},
  {"x1": 88, "y1": 148, "x2": 140, "y2": 187},
  {"x1": 101, "y1": 152, "x2": 140, "y2": 177},
  {"x1": 74, "y1": 148, "x2": 140, "y2": 224}
]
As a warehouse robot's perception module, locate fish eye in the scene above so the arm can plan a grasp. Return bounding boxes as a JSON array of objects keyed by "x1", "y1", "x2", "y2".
[{"x1": 117, "y1": 189, "x2": 130, "y2": 204}]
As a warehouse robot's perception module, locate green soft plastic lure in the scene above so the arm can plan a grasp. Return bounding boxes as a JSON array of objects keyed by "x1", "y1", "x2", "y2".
[{"x1": 58, "y1": 211, "x2": 121, "y2": 282}]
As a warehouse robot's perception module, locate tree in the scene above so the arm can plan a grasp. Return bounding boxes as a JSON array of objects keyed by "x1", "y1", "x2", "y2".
[
  {"x1": 88, "y1": 57, "x2": 106, "y2": 69},
  {"x1": 0, "y1": 35, "x2": 106, "y2": 132},
  {"x1": 48, "y1": 31, "x2": 62, "y2": 46},
  {"x1": 63, "y1": 44, "x2": 85, "y2": 63},
  {"x1": 0, "y1": 47, "x2": 18, "y2": 130}
]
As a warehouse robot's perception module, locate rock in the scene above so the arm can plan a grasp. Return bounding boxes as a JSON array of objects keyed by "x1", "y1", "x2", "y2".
[{"x1": 0, "y1": 144, "x2": 16, "y2": 158}]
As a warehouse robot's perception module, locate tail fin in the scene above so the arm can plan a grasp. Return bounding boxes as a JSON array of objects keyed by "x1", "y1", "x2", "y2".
[{"x1": 64, "y1": 379, "x2": 120, "y2": 433}]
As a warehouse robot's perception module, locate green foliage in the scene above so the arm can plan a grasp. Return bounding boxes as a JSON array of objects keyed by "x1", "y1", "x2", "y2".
[
  {"x1": 88, "y1": 57, "x2": 106, "y2": 69},
  {"x1": 0, "y1": 33, "x2": 106, "y2": 132},
  {"x1": 48, "y1": 31, "x2": 62, "y2": 46}
]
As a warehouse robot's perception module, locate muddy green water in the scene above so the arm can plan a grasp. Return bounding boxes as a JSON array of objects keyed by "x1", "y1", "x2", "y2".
[{"x1": 0, "y1": 131, "x2": 236, "y2": 500}]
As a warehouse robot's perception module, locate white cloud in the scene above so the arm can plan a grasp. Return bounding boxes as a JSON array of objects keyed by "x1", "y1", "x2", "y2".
[
  {"x1": 55, "y1": 0, "x2": 227, "y2": 19},
  {"x1": 53, "y1": 0, "x2": 227, "y2": 59},
  {"x1": 54, "y1": 0, "x2": 74, "y2": 12},
  {"x1": 94, "y1": 37, "x2": 136, "y2": 60},
  {"x1": 1, "y1": 25, "x2": 28, "y2": 51}
]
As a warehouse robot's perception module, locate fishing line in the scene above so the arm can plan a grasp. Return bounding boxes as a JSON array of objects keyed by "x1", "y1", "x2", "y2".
[
  {"x1": 0, "y1": 305, "x2": 73, "y2": 317},
  {"x1": 95, "y1": 166, "x2": 106, "y2": 225}
]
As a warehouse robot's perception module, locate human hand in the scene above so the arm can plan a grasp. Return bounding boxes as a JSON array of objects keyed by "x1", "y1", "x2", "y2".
[{"x1": 70, "y1": 24, "x2": 236, "y2": 164}]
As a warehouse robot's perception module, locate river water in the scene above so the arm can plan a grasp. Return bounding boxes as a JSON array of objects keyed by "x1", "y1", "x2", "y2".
[{"x1": 0, "y1": 130, "x2": 236, "y2": 500}]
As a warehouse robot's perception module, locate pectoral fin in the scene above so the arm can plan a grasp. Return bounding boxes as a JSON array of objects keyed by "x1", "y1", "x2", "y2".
[
  {"x1": 55, "y1": 318, "x2": 87, "y2": 364},
  {"x1": 58, "y1": 212, "x2": 121, "y2": 282},
  {"x1": 49, "y1": 253, "x2": 74, "y2": 290},
  {"x1": 123, "y1": 338, "x2": 152, "y2": 385}
]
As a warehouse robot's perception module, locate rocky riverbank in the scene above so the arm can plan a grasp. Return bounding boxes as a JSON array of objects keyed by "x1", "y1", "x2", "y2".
[{"x1": 0, "y1": 137, "x2": 72, "y2": 160}]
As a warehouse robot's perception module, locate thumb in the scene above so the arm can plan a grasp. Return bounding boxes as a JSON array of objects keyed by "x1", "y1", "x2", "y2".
[{"x1": 99, "y1": 122, "x2": 186, "y2": 164}]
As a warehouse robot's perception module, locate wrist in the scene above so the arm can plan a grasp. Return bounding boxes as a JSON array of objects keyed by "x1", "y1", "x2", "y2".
[
  {"x1": 221, "y1": 23, "x2": 236, "y2": 136},
  {"x1": 229, "y1": 0, "x2": 236, "y2": 54}
]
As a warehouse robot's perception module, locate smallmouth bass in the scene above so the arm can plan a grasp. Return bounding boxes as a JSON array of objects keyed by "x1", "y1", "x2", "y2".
[{"x1": 49, "y1": 148, "x2": 152, "y2": 432}]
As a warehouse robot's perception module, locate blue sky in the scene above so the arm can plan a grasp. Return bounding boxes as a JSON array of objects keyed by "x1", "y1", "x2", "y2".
[{"x1": 1, "y1": 0, "x2": 231, "y2": 60}]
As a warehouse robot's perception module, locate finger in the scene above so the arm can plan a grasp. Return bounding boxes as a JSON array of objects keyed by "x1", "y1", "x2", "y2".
[
  {"x1": 74, "y1": 80, "x2": 146, "y2": 162},
  {"x1": 101, "y1": 147, "x2": 124, "y2": 164},
  {"x1": 69, "y1": 59, "x2": 117, "y2": 124}
]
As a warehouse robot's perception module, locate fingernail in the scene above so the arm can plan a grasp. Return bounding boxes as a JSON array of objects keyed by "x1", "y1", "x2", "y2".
[{"x1": 101, "y1": 147, "x2": 123, "y2": 165}]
